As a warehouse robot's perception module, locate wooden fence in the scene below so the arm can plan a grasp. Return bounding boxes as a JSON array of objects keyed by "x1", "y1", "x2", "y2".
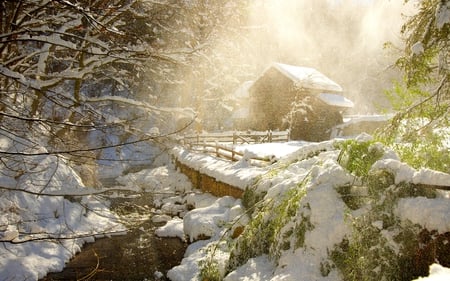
[
  {"x1": 178, "y1": 130, "x2": 289, "y2": 165},
  {"x1": 181, "y1": 130, "x2": 289, "y2": 146}
]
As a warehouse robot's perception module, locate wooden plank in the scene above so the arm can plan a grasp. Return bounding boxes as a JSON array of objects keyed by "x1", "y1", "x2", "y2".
[
  {"x1": 180, "y1": 130, "x2": 289, "y2": 165},
  {"x1": 183, "y1": 130, "x2": 289, "y2": 145}
]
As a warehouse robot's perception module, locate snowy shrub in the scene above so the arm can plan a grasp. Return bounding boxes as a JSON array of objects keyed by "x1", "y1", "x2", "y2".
[
  {"x1": 226, "y1": 209, "x2": 271, "y2": 272},
  {"x1": 198, "y1": 240, "x2": 233, "y2": 281},
  {"x1": 378, "y1": 115, "x2": 450, "y2": 174},
  {"x1": 227, "y1": 178, "x2": 309, "y2": 273},
  {"x1": 241, "y1": 184, "x2": 265, "y2": 212},
  {"x1": 331, "y1": 165, "x2": 438, "y2": 281},
  {"x1": 335, "y1": 184, "x2": 369, "y2": 210},
  {"x1": 270, "y1": 188, "x2": 312, "y2": 260},
  {"x1": 337, "y1": 139, "x2": 385, "y2": 180},
  {"x1": 241, "y1": 164, "x2": 291, "y2": 212},
  {"x1": 199, "y1": 258, "x2": 221, "y2": 281},
  {"x1": 388, "y1": 135, "x2": 450, "y2": 174},
  {"x1": 0, "y1": 137, "x2": 125, "y2": 280},
  {"x1": 330, "y1": 139, "x2": 445, "y2": 280},
  {"x1": 180, "y1": 139, "x2": 450, "y2": 281}
]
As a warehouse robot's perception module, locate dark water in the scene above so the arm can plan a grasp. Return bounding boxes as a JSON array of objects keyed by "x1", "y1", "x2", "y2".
[{"x1": 40, "y1": 189, "x2": 188, "y2": 281}]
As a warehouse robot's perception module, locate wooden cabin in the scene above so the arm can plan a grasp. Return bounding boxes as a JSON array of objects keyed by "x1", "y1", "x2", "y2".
[{"x1": 247, "y1": 62, "x2": 353, "y2": 141}]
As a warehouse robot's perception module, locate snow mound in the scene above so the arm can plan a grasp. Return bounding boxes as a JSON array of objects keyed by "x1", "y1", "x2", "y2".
[
  {"x1": 169, "y1": 138, "x2": 450, "y2": 281},
  {"x1": 414, "y1": 264, "x2": 450, "y2": 281},
  {"x1": 372, "y1": 158, "x2": 450, "y2": 186},
  {"x1": 0, "y1": 136, "x2": 125, "y2": 280},
  {"x1": 155, "y1": 217, "x2": 185, "y2": 241}
]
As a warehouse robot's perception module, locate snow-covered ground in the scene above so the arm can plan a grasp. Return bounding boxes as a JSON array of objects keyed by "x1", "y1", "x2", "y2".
[
  {"x1": 1, "y1": 136, "x2": 450, "y2": 280},
  {"x1": 0, "y1": 136, "x2": 126, "y2": 280},
  {"x1": 161, "y1": 138, "x2": 450, "y2": 281}
]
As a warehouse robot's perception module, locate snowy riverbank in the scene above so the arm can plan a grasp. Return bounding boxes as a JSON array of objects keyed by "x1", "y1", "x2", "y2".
[
  {"x1": 2, "y1": 137, "x2": 450, "y2": 280},
  {"x1": 162, "y1": 138, "x2": 450, "y2": 281}
]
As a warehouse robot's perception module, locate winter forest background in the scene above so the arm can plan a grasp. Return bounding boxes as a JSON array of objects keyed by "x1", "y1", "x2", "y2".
[
  {"x1": 0, "y1": 0, "x2": 449, "y2": 280},
  {"x1": 1, "y1": 0, "x2": 410, "y2": 150}
]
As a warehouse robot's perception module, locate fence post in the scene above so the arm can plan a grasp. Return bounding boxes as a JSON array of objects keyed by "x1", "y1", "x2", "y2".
[
  {"x1": 185, "y1": 133, "x2": 192, "y2": 149},
  {"x1": 215, "y1": 141, "x2": 219, "y2": 157},
  {"x1": 268, "y1": 130, "x2": 272, "y2": 143},
  {"x1": 233, "y1": 131, "x2": 237, "y2": 145}
]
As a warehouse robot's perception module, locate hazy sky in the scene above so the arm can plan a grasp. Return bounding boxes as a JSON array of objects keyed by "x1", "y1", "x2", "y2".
[{"x1": 244, "y1": 0, "x2": 416, "y2": 112}]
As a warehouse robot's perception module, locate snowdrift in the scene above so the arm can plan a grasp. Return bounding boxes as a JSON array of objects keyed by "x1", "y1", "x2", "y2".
[
  {"x1": 165, "y1": 136, "x2": 450, "y2": 281},
  {"x1": 0, "y1": 135, "x2": 125, "y2": 280}
]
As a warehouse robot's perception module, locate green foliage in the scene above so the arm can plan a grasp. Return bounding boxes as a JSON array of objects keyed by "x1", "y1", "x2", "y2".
[
  {"x1": 227, "y1": 179, "x2": 310, "y2": 273},
  {"x1": 330, "y1": 169, "x2": 437, "y2": 281},
  {"x1": 384, "y1": 81, "x2": 430, "y2": 111},
  {"x1": 292, "y1": 205, "x2": 314, "y2": 249},
  {"x1": 199, "y1": 258, "x2": 221, "y2": 281},
  {"x1": 398, "y1": 0, "x2": 449, "y2": 90},
  {"x1": 378, "y1": 109, "x2": 450, "y2": 173},
  {"x1": 241, "y1": 185, "x2": 265, "y2": 212},
  {"x1": 270, "y1": 190, "x2": 312, "y2": 260},
  {"x1": 337, "y1": 139, "x2": 385, "y2": 179},
  {"x1": 242, "y1": 163, "x2": 296, "y2": 212},
  {"x1": 390, "y1": 137, "x2": 450, "y2": 173},
  {"x1": 226, "y1": 211, "x2": 270, "y2": 273},
  {"x1": 395, "y1": 46, "x2": 440, "y2": 88},
  {"x1": 331, "y1": 219, "x2": 435, "y2": 281},
  {"x1": 335, "y1": 185, "x2": 369, "y2": 211},
  {"x1": 382, "y1": 0, "x2": 449, "y2": 172},
  {"x1": 331, "y1": 219, "x2": 400, "y2": 281}
]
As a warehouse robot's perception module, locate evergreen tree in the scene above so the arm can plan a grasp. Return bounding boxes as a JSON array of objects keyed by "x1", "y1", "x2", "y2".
[{"x1": 382, "y1": 0, "x2": 449, "y2": 172}]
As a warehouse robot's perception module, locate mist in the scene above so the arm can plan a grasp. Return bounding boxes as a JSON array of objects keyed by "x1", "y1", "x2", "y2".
[
  {"x1": 241, "y1": 0, "x2": 415, "y2": 113},
  {"x1": 154, "y1": 0, "x2": 416, "y2": 129}
]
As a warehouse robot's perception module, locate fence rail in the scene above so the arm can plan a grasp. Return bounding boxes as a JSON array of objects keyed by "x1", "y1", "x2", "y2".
[
  {"x1": 188, "y1": 143, "x2": 276, "y2": 164},
  {"x1": 181, "y1": 130, "x2": 289, "y2": 146},
  {"x1": 178, "y1": 130, "x2": 289, "y2": 166}
]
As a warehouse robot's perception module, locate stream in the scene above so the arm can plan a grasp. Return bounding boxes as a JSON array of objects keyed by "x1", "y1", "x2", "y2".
[{"x1": 40, "y1": 178, "x2": 188, "y2": 281}]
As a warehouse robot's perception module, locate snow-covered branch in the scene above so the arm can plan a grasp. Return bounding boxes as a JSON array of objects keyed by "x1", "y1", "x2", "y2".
[
  {"x1": 0, "y1": 184, "x2": 178, "y2": 197},
  {"x1": 0, "y1": 111, "x2": 100, "y2": 128},
  {"x1": 84, "y1": 95, "x2": 196, "y2": 116},
  {"x1": 0, "y1": 229, "x2": 127, "y2": 244}
]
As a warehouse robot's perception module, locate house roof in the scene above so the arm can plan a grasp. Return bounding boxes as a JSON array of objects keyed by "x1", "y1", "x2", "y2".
[{"x1": 272, "y1": 63, "x2": 343, "y2": 93}]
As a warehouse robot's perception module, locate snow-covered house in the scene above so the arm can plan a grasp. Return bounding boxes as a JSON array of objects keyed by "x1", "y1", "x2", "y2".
[{"x1": 241, "y1": 62, "x2": 353, "y2": 141}]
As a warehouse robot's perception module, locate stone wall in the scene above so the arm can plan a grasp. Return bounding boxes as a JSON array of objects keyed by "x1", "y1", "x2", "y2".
[{"x1": 175, "y1": 160, "x2": 243, "y2": 198}]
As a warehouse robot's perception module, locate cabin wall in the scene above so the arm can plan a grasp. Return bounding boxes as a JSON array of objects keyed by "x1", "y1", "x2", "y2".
[
  {"x1": 286, "y1": 96, "x2": 343, "y2": 141},
  {"x1": 249, "y1": 68, "x2": 298, "y2": 130},
  {"x1": 245, "y1": 66, "x2": 345, "y2": 141}
]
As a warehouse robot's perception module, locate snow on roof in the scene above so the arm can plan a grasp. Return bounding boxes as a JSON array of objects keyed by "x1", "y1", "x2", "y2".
[
  {"x1": 341, "y1": 114, "x2": 394, "y2": 124},
  {"x1": 318, "y1": 93, "x2": 354, "y2": 108},
  {"x1": 273, "y1": 62, "x2": 343, "y2": 92}
]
